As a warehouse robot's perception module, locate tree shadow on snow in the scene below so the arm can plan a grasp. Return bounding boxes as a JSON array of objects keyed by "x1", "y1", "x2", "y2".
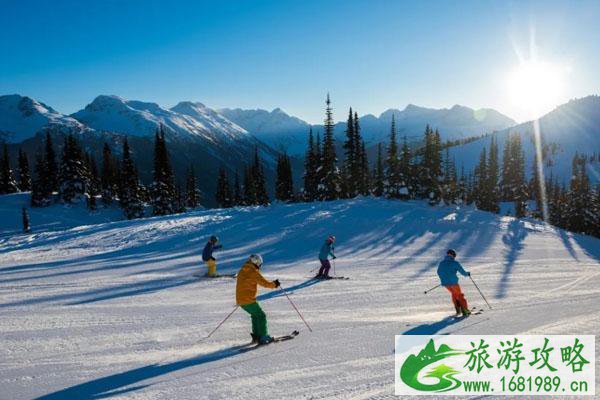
[
  {"x1": 402, "y1": 316, "x2": 462, "y2": 335},
  {"x1": 496, "y1": 219, "x2": 528, "y2": 299},
  {"x1": 33, "y1": 344, "x2": 254, "y2": 400}
]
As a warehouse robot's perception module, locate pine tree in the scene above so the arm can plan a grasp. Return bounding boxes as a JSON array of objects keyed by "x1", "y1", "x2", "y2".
[
  {"x1": 419, "y1": 125, "x2": 443, "y2": 204},
  {"x1": 457, "y1": 165, "x2": 467, "y2": 205},
  {"x1": 252, "y1": 147, "x2": 269, "y2": 205},
  {"x1": 216, "y1": 166, "x2": 232, "y2": 208},
  {"x1": 87, "y1": 154, "x2": 100, "y2": 210},
  {"x1": 185, "y1": 165, "x2": 200, "y2": 208},
  {"x1": 399, "y1": 135, "x2": 412, "y2": 198},
  {"x1": 0, "y1": 144, "x2": 18, "y2": 194},
  {"x1": 474, "y1": 147, "x2": 488, "y2": 210},
  {"x1": 174, "y1": 184, "x2": 186, "y2": 213},
  {"x1": 342, "y1": 108, "x2": 356, "y2": 197},
  {"x1": 275, "y1": 152, "x2": 294, "y2": 202},
  {"x1": 44, "y1": 131, "x2": 59, "y2": 194},
  {"x1": 384, "y1": 114, "x2": 401, "y2": 197},
  {"x1": 319, "y1": 94, "x2": 342, "y2": 200},
  {"x1": 441, "y1": 147, "x2": 457, "y2": 205},
  {"x1": 565, "y1": 153, "x2": 593, "y2": 234},
  {"x1": 101, "y1": 143, "x2": 116, "y2": 205},
  {"x1": 373, "y1": 143, "x2": 385, "y2": 197},
  {"x1": 17, "y1": 148, "x2": 31, "y2": 191},
  {"x1": 358, "y1": 140, "x2": 369, "y2": 195},
  {"x1": 31, "y1": 152, "x2": 50, "y2": 206},
  {"x1": 303, "y1": 127, "x2": 318, "y2": 202},
  {"x1": 512, "y1": 135, "x2": 528, "y2": 217},
  {"x1": 59, "y1": 135, "x2": 88, "y2": 203},
  {"x1": 119, "y1": 138, "x2": 144, "y2": 219},
  {"x1": 500, "y1": 133, "x2": 527, "y2": 216},
  {"x1": 486, "y1": 135, "x2": 500, "y2": 212},
  {"x1": 151, "y1": 127, "x2": 176, "y2": 215}
]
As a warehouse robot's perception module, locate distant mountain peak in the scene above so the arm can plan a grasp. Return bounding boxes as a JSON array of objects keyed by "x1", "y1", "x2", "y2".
[{"x1": 0, "y1": 94, "x2": 85, "y2": 143}]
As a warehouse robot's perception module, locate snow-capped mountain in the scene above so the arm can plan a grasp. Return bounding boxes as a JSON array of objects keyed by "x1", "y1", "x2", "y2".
[
  {"x1": 0, "y1": 94, "x2": 87, "y2": 143},
  {"x1": 1, "y1": 94, "x2": 279, "y2": 206},
  {"x1": 449, "y1": 95, "x2": 600, "y2": 184},
  {"x1": 377, "y1": 104, "x2": 516, "y2": 140},
  {"x1": 222, "y1": 104, "x2": 516, "y2": 155},
  {"x1": 71, "y1": 95, "x2": 249, "y2": 143},
  {"x1": 219, "y1": 107, "x2": 310, "y2": 154}
]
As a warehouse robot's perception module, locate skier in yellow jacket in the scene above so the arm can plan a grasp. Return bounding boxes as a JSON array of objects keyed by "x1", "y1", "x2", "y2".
[{"x1": 236, "y1": 254, "x2": 280, "y2": 344}]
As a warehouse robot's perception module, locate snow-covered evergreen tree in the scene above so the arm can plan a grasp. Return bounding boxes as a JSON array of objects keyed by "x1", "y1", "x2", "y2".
[
  {"x1": 318, "y1": 94, "x2": 342, "y2": 200},
  {"x1": 59, "y1": 135, "x2": 88, "y2": 203},
  {"x1": 151, "y1": 127, "x2": 176, "y2": 215},
  {"x1": 119, "y1": 138, "x2": 144, "y2": 219}
]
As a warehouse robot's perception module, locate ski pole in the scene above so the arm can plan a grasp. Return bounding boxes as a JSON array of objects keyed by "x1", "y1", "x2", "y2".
[
  {"x1": 280, "y1": 285, "x2": 313, "y2": 332},
  {"x1": 469, "y1": 275, "x2": 492, "y2": 309},
  {"x1": 205, "y1": 305, "x2": 239, "y2": 339},
  {"x1": 424, "y1": 284, "x2": 441, "y2": 294}
]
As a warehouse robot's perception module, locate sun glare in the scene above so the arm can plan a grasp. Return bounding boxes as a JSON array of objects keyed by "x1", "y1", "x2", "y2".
[{"x1": 507, "y1": 60, "x2": 565, "y2": 116}]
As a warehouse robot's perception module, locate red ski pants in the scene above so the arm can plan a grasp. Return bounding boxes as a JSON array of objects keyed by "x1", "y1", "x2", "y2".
[{"x1": 445, "y1": 284, "x2": 468, "y2": 310}]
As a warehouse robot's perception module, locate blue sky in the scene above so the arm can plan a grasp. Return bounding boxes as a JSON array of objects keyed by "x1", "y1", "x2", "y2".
[{"x1": 1, "y1": 0, "x2": 599, "y2": 123}]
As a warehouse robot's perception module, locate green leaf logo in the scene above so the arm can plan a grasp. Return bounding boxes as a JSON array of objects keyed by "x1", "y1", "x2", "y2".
[{"x1": 400, "y1": 339, "x2": 464, "y2": 392}]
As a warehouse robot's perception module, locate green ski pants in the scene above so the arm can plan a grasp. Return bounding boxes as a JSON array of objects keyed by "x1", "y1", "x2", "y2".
[{"x1": 241, "y1": 302, "x2": 269, "y2": 337}]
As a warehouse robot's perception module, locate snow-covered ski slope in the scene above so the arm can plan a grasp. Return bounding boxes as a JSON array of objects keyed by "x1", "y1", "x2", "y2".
[{"x1": 1, "y1": 198, "x2": 599, "y2": 400}]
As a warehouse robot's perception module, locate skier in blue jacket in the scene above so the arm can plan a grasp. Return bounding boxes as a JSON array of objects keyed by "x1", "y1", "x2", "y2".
[
  {"x1": 316, "y1": 235, "x2": 336, "y2": 279},
  {"x1": 202, "y1": 235, "x2": 222, "y2": 277},
  {"x1": 437, "y1": 249, "x2": 471, "y2": 316}
]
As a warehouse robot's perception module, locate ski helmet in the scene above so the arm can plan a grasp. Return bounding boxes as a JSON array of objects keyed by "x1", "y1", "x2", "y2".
[
  {"x1": 210, "y1": 235, "x2": 218, "y2": 243},
  {"x1": 327, "y1": 235, "x2": 336, "y2": 243},
  {"x1": 249, "y1": 254, "x2": 263, "y2": 267},
  {"x1": 447, "y1": 249, "x2": 457, "y2": 257}
]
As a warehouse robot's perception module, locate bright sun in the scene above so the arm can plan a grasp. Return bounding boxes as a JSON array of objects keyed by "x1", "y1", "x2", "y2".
[{"x1": 507, "y1": 60, "x2": 566, "y2": 116}]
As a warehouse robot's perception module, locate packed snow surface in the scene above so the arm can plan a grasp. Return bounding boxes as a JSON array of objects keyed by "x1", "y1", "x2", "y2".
[{"x1": 1, "y1": 198, "x2": 599, "y2": 399}]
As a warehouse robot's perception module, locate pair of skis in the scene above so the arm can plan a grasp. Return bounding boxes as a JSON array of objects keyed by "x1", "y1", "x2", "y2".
[{"x1": 452, "y1": 307, "x2": 485, "y2": 319}]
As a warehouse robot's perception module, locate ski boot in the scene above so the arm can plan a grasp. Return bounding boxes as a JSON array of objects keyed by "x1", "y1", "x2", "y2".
[
  {"x1": 461, "y1": 307, "x2": 471, "y2": 317},
  {"x1": 250, "y1": 333, "x2": 260, "y2": 344},
  {"x1": 454, "y1": 302, "x2": 462, "y2": 317},
  {"x1": 259, "y1": 335, "x2": 274, "y2": 345}
]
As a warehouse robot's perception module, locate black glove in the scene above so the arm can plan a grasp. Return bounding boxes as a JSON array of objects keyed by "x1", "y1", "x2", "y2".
[
  {"x1": 273, "y1": 279, "x2": 281, "y2": 288},
  {"x1": 467, "y1": 272, "x2": 471, "y2": 276},
  {"x1": 332, "y1": 255, "x2": 337, "y2": 259}
]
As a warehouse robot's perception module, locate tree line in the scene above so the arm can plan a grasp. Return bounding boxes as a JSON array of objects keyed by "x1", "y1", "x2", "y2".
[
  {"x1": 215, "y1": 94, "x2": 599, "y2": 238},
  {"x1": 0, "y1": 126, "x2": 202, "y2": 220},
  {"x1": 2, "y1": 94, "x2": 597, "y2": 238}
]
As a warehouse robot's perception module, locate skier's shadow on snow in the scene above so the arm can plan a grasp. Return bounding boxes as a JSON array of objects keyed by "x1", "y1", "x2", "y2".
[
  {"x1": 256, "y1": 278, "x2": 323, "y2": 301},
  {"x1": 34, "y1": 344, "x2": 255, "y2": 400},
  {"x1": 402, "y1": 316, "x2": 462, "y2": 335}
]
